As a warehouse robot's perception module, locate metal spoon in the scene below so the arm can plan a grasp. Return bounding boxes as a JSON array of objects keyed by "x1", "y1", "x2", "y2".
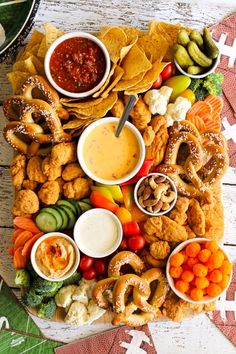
[{"x1": 115, "y1": 95, "x2": 136, "y2": 137}]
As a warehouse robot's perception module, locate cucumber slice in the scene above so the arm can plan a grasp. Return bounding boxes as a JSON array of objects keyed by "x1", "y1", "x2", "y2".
[
  {"x1": 81, "y1": 198, "x2": 92, "y2": 206},
  {"x1": 36, "y1": 212, "x2": 58, "y2": 233},
  {"x1": 57, "y1": 205, "x2": 76, "y2": 229},
  {"x1": 69, "y1": 199, "x2": 82, "y2": 217},
  {"x1": 77, "y1": 201, "x2": 93, "y2": 213},
  {"x1": 41, "y1": 207, "x2": 63, "y2": 230},
  {"x1": 56, "y1": 200, "x2": 77, "y2": 217},
  {"x1": 54, "y1": 206, "x2": 69, "y2": 230}
]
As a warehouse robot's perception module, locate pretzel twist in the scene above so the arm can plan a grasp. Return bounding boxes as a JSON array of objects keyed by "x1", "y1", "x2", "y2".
[
  {"x1": 157, "y1": 120, "x2": 228, "y2": 198},
  {"x1": 108, "y1": 251, "x2": 145, "y2": 277}
]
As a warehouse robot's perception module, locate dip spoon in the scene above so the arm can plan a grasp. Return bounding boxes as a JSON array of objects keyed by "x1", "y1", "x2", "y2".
[{"x1": 115, "y1": 95, "x2": 136, "y2": 137}]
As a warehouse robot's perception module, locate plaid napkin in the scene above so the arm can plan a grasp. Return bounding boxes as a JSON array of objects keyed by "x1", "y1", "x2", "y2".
[
  {"x1": 207, "y1": 262, "x2": 236, "y2": 346},
  {"x1": 54, "y1": 325, "x2": 157, "y2": 354},
  {"x1": 210, "y1": 14, "x2": 236, "y2": 167}
]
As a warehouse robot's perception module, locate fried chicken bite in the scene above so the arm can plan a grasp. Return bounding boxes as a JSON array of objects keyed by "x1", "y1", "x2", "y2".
[
  {"x1": 63, "y1": 177, "x2": 91, "y2": 200},
  {"x1": 56, "y1": 177, "x2": 65, "y2": 194},
  {"x1": 144, "y1": 216, "x2": 188, "y2": 242},
  {"x1": 111, "y1": 98, "x2": 125, "y2": 118},
  {"x1": 168, "y1": 197, "x2": 189, "y2": 225},
  {"x1": 51, "y1": 142, "x2": 77, "y2": 167},
  {"x1": 22, "y1": 179, "x2": 38, "y2": 191},
  {"x1": 26, "y1": 156, "x2": 47, "y2": 183},
  {"x1": 128, "y1": 96, "x2": 151, "y2": 131},
  {"x1": 10, "y1": 154, "x2": 26, "y2": 190},
  {"x1": 187, "y1": 199, "x2": 205, "y2": 236},
  {"x1": 38, "y1": 181, "x2": 60, "y2": 205},
  {"x1": 150, "y1": 241, "x2": 170, "y2": 260},
  {"x1": 12, "y1": 189, "x2": 39, "y2": 216},
  {"x1": 62, "y1": 163, "x2": 85, "y2": 181},
  {"x1": 42, "y1": 156, "x2": 62, "y2": 181}
]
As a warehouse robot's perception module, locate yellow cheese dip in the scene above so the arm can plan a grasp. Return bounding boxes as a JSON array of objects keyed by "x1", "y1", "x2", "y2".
[
  {"x1": 82, "y1": 121, "x2": 140, "y2": 180},
  {"x1": 35, "y1": 236, "x2": 76, "y2": 279}
]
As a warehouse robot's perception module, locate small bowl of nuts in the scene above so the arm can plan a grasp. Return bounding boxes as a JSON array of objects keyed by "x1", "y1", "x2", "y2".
[{"x1": 134, "y1": 173, "x2": 177, "y2": 216}]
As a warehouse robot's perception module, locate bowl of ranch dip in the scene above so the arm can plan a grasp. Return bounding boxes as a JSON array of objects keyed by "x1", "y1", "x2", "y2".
[
  {"x1": 77, "y1": 117, "x2": 145, "y2": 185},
  {"x1": 73, "y1": 208, "x2": 123, "y2": 258}
]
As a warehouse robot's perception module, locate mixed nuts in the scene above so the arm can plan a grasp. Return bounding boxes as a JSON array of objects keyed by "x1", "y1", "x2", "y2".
[{"x1": 137, "y1": 175, "x2": 176, "y2": 214}]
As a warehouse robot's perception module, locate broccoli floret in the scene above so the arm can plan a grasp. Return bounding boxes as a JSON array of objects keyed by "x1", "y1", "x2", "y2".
[
  {"x1": 22, "y1": 290, "x2": 43, "y2": 307},
  {"x1": 63, "y1": 272, "x2": 81, "y2": 286},
  {"x1": 189, "y1": 78, "x2": 203, "y2": 93},
  {"x1": 37, "y1": 299, "x2": 57, "y2": 319},
  {"x1": 202, "y1": 72, "x2": 224, "y2": 96},
  {"x1": 32, "y1": 277, "x2": 63, "y2": 296},
  {"x1": 15, "y1": 269, "x2": 30, "y2": 288}
]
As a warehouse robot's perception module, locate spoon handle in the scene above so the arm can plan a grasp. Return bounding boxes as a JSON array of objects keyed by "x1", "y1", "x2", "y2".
[{"x1": 115, "y1": 95, "x2": 136, "y2": 137}]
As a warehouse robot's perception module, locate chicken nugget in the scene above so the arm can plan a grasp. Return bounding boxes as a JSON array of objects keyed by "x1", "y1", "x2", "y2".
[
  {"x1": 51, "y1": 142, "x2": 77, "y2": 167},
  {"x1": 10, "y1": 154, "x2": 26, "y2": 190},
  {"x1": 42, "y1": 156, "x2": 62, "y2": 181},
  {"x1": 27, "y1": 156, "x2": 47, "y2": 183},
  {"x1": 38, "y1": 180, "x2": 60, "y2": 205},
  {"x1": 12, "y1": 189, "x2": 39, "y2": 216},
  {"x1": 63, "y1": 177, "x2": 91, "y2": 200},
  {"x1": 62, "y1": 163, "x2": 85, "y2": 181}
]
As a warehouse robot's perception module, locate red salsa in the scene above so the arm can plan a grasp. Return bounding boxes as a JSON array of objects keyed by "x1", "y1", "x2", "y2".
[{"x1": 50, "y1": 37, "x2": 106, "y2": 93}]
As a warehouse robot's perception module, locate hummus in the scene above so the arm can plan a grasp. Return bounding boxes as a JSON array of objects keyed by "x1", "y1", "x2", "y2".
[{"x1": 35, "y1": 236, "x2": 76, "y2": 279}]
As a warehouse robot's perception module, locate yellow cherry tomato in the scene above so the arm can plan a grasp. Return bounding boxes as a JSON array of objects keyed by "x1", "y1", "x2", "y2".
[
  {"x1": 178, "y1": 88, "x2": 196, "y2": 104},
  {"x1": 115, "y1": 207, "x2": 132, "y2": 225}
]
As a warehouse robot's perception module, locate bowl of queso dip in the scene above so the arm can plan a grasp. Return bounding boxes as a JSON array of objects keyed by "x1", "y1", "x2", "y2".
[
  {"x1": 44, "y1": 32, "x2": 110, "y2": 98},
  {"x1": 31, "y1": 232, "x2": 80, "y2": 281},
  {"x1": 78, "y1": 117, "x2": 145, "y2": 185},
  {"x1": 74, "y1": 208, "x2": 122, "y2": 258}
]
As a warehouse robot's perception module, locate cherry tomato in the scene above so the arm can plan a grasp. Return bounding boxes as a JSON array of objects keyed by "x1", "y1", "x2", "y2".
[
  {"x1": 127, "y1": 235, "x2": 145, "y2": 251},
  {"x1": 119, "y1": 238, "x2": 128, "y2": 250},
  {"x1": 151, "y1": 74, "x2": 162, "y2": 89},
  {"x1": 79, "y1": 255, "x2": 94, "y2": 270},
  {"x1": 94, "y1": 259, "x2": 107, "y2": 275},
  {"x1": 161, "y1": 63, "x2": 174, "y2": 81},
  {"x1": 83, "y1": 268, "x2": 97, "y2": 280},
  {"x1": 123, "y1": 221, "x2": 141, "y2": 237}
]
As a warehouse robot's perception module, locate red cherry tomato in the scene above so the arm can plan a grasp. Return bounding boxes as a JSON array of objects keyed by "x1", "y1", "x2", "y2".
[
  {"x1": 161, "y1": 63, "x2": 174, "y2": 81},
  {"x1": 127, "y1": 235, "x2": 146, "y2": 251},
  {"x1": 94, "y1": 259, "x2": 107, "y2": 275},
  {"x1": 79, "y1": 256, "x2": 94, "y2": 270},
  {"x1": 119, "y1": 238, "x2": 128, "y2": 250},
  {"x1": 83, "y1": 268, "x2": 97, "y2": 280},
  {"x1": 151, "y1": 74, "x2": 162, "y2": 89}
]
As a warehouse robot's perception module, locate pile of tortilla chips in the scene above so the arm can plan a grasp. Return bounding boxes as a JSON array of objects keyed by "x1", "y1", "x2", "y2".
[{"x1": 6, "y1": 21, "x2": 183, "y2": 135}]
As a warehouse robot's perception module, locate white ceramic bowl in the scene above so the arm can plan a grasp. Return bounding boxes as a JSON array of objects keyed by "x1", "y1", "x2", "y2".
[
  {"x1": 44, "y1": 31, "x2": 111, "y2": 98},
  {"x1": 134, "y1": 173, "x2": 177, "y2": 216},
  {"x1": 77, "y1": 117, "x2": 145, "y2": 185},
  {"x1": 31, "y1": 232, "x2": 80, "y2": 282},
  {"x1": 74, "y1": 208, "x2": 123, "y2": 258},
  {"x1": 174, "y1": 50, "x2": 220, "y2": 79},
  {"x1": 166, "y1": 238, "x2": 233, "y2": 304}
]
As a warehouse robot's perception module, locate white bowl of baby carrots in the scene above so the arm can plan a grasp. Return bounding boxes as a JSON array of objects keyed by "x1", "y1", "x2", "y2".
[{"x1": 166, "y1": 238, "x2": 233, "y2": 304}]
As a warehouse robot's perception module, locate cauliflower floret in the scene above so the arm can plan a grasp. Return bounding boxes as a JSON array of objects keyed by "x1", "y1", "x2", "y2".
[
  {"x1": 55, "y1": 285, "x2": 78, "y2": 308},
  {"x1": 72, "y1": 279, "x2": 96, "y2": 304},
  {"x1": 65, "y1": 301, "x2": 89, "y2": 326},
  {"x1": 87, "y1": 299, "x2": 106, "y2": 324},
  {"x1": 144, "y1": 86, "x2": 173, "y2": 115},
  {"x1": 165, "y1": 96, "x2": 192, "y2": 127}
]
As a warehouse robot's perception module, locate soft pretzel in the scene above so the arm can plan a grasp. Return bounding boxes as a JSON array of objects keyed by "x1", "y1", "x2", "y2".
[
  {"x1": 20, "y1": 75, "x2": 69, "y2": 120},
  {"x1": 112, "y1": 274, "x2": 150, "y2": 313},
  {"x1": 92, "y1": 277, "x2": 117, "y2": 309},
  {"x1": 157, "y1": 120, "x2": 228, "y2": 198},
  {"x1": 108, "y1": 251, "x2": 145, "y2": 277},
  {"x1": 112, "y1": 302, "x2": 155, "y2": 326},
  {"x1": 133, "y1": 268, "x2": 169, "y2": 315}
]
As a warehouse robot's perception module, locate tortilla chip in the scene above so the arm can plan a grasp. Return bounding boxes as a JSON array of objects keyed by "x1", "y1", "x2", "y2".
[
  {"x1": 61, "y1": 96, "x2": 104, "y2": 108},
  {"x1": 26, "y1": 30, "x2": 44, "y2": 50},
  {"x1": 129, "y1": 61, "x2": 169, "y2": 90},
  {"x1": 121, "y1": 27, "x2": 145, "y2": 43},
  {"x1": 7, "y1": 71, "x2": 30, "y2": 94},
  {"x1": 121, "y1": 44, "x2": 152, "y2": 80},
  {"x1": 137, "y1": 33, "x2": 168, "y2": 63},
  {"x1": 12, "y1": 57, "x2": 37, "y2": 75},
  {"x1": 92, "y1": 63, "x2": 116, "y2": 98},
  {"x1": 37, "y1": 23, "x2": 64, "y2": 58},
  {"x1": 101, "y1": 66, "x2": 124, "y2": 98},
  {"x1": 124, "y1": 84, "x2": 152, "y2": 95},
  {"x1": 63, "y1": 119, "x2": 94, "y2": 130},
  {"x1": 113, "y1": 71, "x2": 146, "y2": 91},
  {"x1": 99, "y1": 27, "x2": 127, "y2": 63}
]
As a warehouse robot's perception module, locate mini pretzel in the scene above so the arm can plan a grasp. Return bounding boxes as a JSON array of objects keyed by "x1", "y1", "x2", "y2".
[
  {"x1": 133, "y1": 268, "x2": 169, "y2": 315},
  {"x1": 92, "y1": 277, "x2": 117, "y2": 309},
  {"x1": 108, "y1": 251, "x2": 145, "y2": 277},
  {"x1": 20, "y1": 75, "x2": 69, "y2": 120},
  {"x1": 112, "y1": 274, "x2": 150, "y2": 313}
]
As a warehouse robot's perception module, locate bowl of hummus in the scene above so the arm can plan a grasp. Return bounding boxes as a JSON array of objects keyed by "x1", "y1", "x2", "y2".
[{"x1": 31, "y1": 232, "x2": 80, "y2": 282}]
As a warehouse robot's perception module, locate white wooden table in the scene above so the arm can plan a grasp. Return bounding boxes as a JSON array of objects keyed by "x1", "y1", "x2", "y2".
[{"x1": 0, "y1": 1, "x2": 236, "y2": 353}]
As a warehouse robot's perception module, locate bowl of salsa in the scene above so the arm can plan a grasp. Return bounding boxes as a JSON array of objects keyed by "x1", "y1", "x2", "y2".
[
  {"x1": 77, "y1": 117, "x2": 145, "y2": 185},
  {"x1": 44, "y1": 31, "x2": 110, "y2": 98}
]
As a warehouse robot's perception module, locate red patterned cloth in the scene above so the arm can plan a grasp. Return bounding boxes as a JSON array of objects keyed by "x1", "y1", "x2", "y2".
[
  {"x1": 207, "y1": 262, "x2": 236, "y2": 346},
  {"x1": 210, "y1": 14, "x2": 236, "y2": 167},
  {"x1": 54, "y1": 325, "x2": 157, "y2": 354}
]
